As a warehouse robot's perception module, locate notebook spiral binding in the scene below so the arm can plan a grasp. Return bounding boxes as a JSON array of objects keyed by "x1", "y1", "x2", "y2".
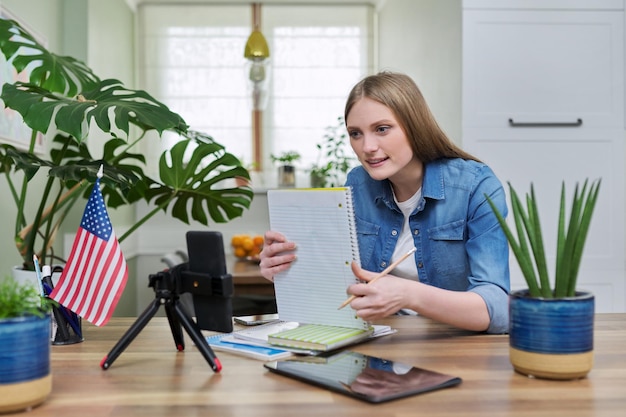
[
  {"x1": 344, "y1": 186, "x2": 368, "y2": 330},
  {"x1": 345, "y1": 186, "x2": 361, "y2": 267}
]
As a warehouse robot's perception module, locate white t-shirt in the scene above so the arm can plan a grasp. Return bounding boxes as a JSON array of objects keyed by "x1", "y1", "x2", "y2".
[{"x1": 391, "y1": 187, "x2": 420, "y2": 281}]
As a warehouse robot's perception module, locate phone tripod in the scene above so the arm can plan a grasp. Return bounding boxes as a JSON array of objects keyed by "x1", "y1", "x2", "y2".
[{"x1": 100, "y1": 264, "x2": 222, "y2": 373}]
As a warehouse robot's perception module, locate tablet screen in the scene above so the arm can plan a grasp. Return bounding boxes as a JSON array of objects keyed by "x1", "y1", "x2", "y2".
[{"x1": 264, "y1": 350, "x2": 462, "y2": 403}]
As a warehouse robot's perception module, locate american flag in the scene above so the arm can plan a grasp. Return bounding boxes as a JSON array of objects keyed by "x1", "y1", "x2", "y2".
[{"x1": 51, "y1": 173, "x2": 128, "y2": 326}]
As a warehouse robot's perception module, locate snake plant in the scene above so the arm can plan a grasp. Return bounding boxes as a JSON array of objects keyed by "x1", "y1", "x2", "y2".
[
  {"x1": 486, "y1": 179, "x2": 601, "y2": 298},
  {"x1": 0, "y1": 17, "x2": 252, "y2": 271}
]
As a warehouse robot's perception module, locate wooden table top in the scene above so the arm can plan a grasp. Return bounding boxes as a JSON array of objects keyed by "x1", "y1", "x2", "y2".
[
  {"x1": 229, "y1": 256, "x2": 267, "y2": 284},
  {"x1": 26, "y1": 314, "x2": 626, "y2": 417}
]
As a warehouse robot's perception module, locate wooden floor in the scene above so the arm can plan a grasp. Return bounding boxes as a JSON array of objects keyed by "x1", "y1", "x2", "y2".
[{"x1": 18, "y1": 314, "x2": 626, "y2": 417}]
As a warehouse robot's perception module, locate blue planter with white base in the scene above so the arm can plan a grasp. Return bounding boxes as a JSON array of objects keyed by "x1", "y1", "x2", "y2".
[
  {"x1": 0, "y1": 314, "x2": 52, "y2": 413},
  {"x1": 509, "y1": 289, "x2": 594, "y2": 380}
]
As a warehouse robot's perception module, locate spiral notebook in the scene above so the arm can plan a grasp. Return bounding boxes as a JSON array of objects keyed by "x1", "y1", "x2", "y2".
[{"x1": 263, "y1": 187, "x2": 374, "y2": 351}]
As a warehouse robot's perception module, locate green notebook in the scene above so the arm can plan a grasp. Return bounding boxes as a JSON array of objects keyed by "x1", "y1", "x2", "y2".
[{"x1": 267, "y1": 324, "x2": 374, "y2": 351}]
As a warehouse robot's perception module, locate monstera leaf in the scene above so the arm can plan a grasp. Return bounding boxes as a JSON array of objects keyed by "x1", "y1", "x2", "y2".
[
  {"x1": 1, "y1": 80, "x2": 187, "y2": 141},
  {"x1": 47, "y1": 134, "x2": 147, "y2": 208},
  {"x1": 146, "y1": 133, "x2": 253, "y2": 225},
  {"x1": 0, "y1": 18, "x2": 99, "y2": 96},
  {"x1": 0, "y1": 143, "x2": 46, "y2": 181}
]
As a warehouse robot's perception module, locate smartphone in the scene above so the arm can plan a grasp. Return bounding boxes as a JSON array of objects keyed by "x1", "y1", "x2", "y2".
[{"x1": 234, "y1": 313, "x2": 280, "y2": 326}]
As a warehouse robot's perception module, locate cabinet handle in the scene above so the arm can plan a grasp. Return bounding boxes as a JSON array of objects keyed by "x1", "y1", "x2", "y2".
[{"x1": 508, "y1": 118, "x2": 583, "y2": 127}]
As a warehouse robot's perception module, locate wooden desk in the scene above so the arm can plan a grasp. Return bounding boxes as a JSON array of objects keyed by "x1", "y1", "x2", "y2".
[
  {"x1": 230, "y1": 256, "x2": 274, "y2": 297},
  {"x1": 27, "y1": 314, "x2": 625, "y2": 417}
]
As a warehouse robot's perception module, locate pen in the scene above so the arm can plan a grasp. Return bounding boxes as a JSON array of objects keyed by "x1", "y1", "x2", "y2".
[
  {"x1": 338, "y1": 247, "x2": 417, "y2": 310},
  {"x1": 33, "y1": 255, "x2": 45, "y2": 300},
  {"x1": 42, "y1": 282, "x2": 72, "y2": 341}
]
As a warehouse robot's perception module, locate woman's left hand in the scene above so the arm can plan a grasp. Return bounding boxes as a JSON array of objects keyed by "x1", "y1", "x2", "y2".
[{"x1": 346, "y1": 262, "x2": 409, "y2": 321}]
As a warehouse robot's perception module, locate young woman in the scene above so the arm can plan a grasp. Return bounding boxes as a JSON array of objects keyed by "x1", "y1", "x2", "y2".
[{"x1": 259, "y1": 72, "x2": 510, "y2": 334}]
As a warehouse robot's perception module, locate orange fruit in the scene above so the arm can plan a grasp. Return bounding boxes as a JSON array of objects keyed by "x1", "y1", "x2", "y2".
[
  {"x1": 231, "y1": 235, "x2": 243, "y2": 247},
  {"x1": 253, "y1": 235, "x2": 264, "y2": 246},
  {"x1": 242, "y1": 237, "x2": 255, "y2": 251},
  {"x1": 234, "y1": 247, "x2": 247, "y2": 258}
]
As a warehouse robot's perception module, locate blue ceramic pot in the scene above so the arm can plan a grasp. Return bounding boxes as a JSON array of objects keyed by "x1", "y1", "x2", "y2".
[
  {"x1": 509, "y1": 290, "x2": 594, "y2": 380},
  {"x1": 0, "y1": 314, "x2": 52, "y2": 413}
]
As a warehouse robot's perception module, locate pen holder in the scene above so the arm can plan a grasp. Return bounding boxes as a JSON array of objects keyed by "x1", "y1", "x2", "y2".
[
  {"x1": 41, "y1": 265, "x2": 84, "y2": 345},
  {"x1": 50, "y1": 303, "x2": 84, "y2": 345}
]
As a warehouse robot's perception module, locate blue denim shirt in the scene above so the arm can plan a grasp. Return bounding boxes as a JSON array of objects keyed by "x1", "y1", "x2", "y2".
[{"x1": 345, "y1": 158, "x2": 510, "y2": 334}]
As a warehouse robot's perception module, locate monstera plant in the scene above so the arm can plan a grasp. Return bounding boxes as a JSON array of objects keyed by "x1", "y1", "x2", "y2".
[{"x1": 0, "y1": 17, "x2": 252, "y2": 271}]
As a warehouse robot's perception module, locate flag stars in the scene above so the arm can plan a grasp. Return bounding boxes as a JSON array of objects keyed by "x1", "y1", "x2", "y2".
[{"x1": 80, "y1": 180, "x2": 113, "y2": 241}]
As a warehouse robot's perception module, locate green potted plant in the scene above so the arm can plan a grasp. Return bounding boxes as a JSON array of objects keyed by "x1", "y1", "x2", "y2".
[
  {"x1": 270, "y1": 151, "x2": 300, "y2": 188},
  {"x1": 308, "y1": 117, "x2": 355, "y2": 188},
  {"x1": 487, "y1": 178, "x2": 601, "y2": 380},
  {"x1": 0, "y1": 277, "x2": 55, "y2": 413},
  {"x1": 0, "y1": 18, "x2": 253, "y2": 273}
]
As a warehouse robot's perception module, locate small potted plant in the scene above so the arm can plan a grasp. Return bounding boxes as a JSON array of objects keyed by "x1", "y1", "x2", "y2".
[
  {"x1": 270, "y1": 151, "x2": 301, "y2": 188},
  {"x1": 487, "y1": 178, "x2": 601, "y2": 380},
  {"x1": 0, "y1": 277, "x2": 55, "y2": 413},
  {"x1": 308, "y1": 117, "x2": 355, "y2": 188}
]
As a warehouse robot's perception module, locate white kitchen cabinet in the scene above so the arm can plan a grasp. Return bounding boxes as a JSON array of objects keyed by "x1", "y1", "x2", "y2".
[{"x1": 462, "y1": 0, "x2": 625, "y2": 312}]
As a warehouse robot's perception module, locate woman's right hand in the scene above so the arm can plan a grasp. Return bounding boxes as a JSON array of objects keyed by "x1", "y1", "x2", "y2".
[{"x1": 259, "y1": 230, "x2": 297, "y2": 282}]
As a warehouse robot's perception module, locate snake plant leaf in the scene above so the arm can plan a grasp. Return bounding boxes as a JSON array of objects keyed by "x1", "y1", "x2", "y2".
[
  {"x1": 488, "y1": 179, "x2": 601, "y2": 299},
  {"x1": 525, "y1": 185, "x2": 552, "y2": 297},
  {"x1": 146, "y1": 136, "x2": 253, "y2": 225},
  {"x1": 0, "y1": 18, "x2": 99, "y2": 95},
  {"x1": 506, "y1": 185, "x2": 543, "y2": 297},
  {"x1": 0, "y1": 80, "x2": 188, "y2": 141},
  {"x1": 567, "y1": 179, "x2": 601, "y2": 295}
]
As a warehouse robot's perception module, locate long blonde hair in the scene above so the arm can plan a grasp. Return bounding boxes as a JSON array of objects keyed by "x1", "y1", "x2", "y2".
[{"x1": 345, "y1": 71, "x2": 479, "y2": 163}]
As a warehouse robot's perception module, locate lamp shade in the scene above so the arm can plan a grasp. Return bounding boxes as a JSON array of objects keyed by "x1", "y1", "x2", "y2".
[{"x1": 244, "y1": 30, "x2": 270, "y2": 59}]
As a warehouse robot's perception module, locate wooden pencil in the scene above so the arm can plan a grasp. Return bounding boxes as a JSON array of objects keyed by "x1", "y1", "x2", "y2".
[{"x1": 338, "y1": 247, "x2": 417, "y2": 310}]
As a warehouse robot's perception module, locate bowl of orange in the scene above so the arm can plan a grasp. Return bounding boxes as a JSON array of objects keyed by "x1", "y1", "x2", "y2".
[{"x1": 231, "y1": 234, "x2": 264, "y2": 262}]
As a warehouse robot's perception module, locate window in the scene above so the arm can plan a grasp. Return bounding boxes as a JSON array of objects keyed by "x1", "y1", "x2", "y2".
[{"x1": 138, "y1": 3, "x2": 373, "y2": 184}]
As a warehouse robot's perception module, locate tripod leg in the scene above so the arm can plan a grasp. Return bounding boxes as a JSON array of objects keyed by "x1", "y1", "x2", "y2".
[
  {"x1": 101, "y1": 298, "x2": 162, "y2": 370},
  {"x1": 164, "y1": 301, "x2": 185, "y2": 351},
  {"x1": 173, "y1": 302, "x2": 222, "y2": 373}
]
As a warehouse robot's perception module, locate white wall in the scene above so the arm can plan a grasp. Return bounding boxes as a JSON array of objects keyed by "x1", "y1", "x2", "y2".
[{"x1": 378, "y1": 0, "x2": 462, "y2": 144}]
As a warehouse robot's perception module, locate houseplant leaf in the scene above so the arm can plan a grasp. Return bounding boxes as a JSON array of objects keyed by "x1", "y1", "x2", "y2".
[
  {"x1": 144, "y1": 136, "x2": 253, "y2": 226},
  {"x1": 487, "y1": 179, "x2": 601, "y2": 299},
  {"x1": 0, "y1": 18, "x2": 99, "y2": 95},
  {"x1": 49, "y1": 135, "x2": 148, "y2": 207},
  {"x1": 1, "y1": 79, "x2": 187, "y2": 141},
  {"x1": 491, "y1": 185, "x2": 542, "y2": 297}
]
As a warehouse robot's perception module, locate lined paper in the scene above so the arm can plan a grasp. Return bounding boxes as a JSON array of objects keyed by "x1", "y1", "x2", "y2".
[{"x1": 268, "y1": 188, "x2": 367, "y2": 330}]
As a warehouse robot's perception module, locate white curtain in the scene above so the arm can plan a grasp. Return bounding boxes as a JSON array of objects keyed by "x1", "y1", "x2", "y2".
[{"x1": 138, "y1": 3, "x2": 373, "y2": 176}]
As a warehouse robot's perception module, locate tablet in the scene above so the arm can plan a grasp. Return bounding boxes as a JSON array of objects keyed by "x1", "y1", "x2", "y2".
[{"x1": 264, "y1": 350, "x2": 462, "y2": 403}]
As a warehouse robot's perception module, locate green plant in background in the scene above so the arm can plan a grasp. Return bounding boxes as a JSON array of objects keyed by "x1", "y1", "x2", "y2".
[
  {"x1": 0, "y1": 18, "x2": 252, "y2": 271},
  {"x1": 309, "y1": 117, "x2": 355, "y2": 188},
  {"x1": 486, "y1": 179, "x2": 601, "y2": 298},
  {"x1": 270, "y1": 151, "x2": 301, "y2": 166},
  {"x1": 0, "y1": 277, "x2": 55, "y2": 319}
]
